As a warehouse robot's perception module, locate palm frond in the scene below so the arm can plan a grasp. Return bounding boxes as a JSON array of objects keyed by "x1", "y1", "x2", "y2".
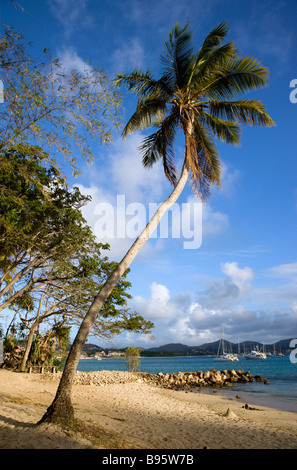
[
  {"x1": 139, "y1": 111, "x2": 179, "y2": 185},
  {"x1": 122, "y1": 96, "x2": 167, "y2": 138},
  {"x1": 196, "y1": 22, "x2": 229, "y2": 60},
  {"x1": 202, "y1": 112, "x2": 241, "y2": 145},
  {"x1": 114, "y1": 69, "x2": 171, "y2": 98},
  {"x1": 116, "y1": 22, "x2": 274, "y2": 202},
  {"x1": 187, "y1": 122, "x2": 222, "y2": 199},
  {"x1": 208, "y1": 99, "x2": 275, "y2": 127},
  {"x1": 189, "y1": 41, "x2": 236, "y2": 91},
  {"x1": 201, "y1": 56, "x2": 270, "y2": 100},
  {"x1": 160, "y1": 23, "x2": 193, "y2": 88}
]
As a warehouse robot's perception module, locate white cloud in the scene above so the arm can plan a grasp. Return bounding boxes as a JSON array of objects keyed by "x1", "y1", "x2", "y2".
[
  {"x1": 221, "y1": 261, "x2": 254, "y2": 287},
  {"x1": 57, "y1": 47, "x2": 92, "y2": 75},
  {"x1": 109, "y1": 134, "x2": 166, "y2": 202},
  {"x1": 198, "y1": 262, "x2": 254, "y2": 311},
  {"x1": 265, "y1": 262, "x2": 297, "y2": 278},
  {"x1": 76, "y1": 182, "x2": 167, "y2": 261},
  {"x1": 201, "y1": 203, "x2": 230, "y2": 237},
  {"x1": 133, "y1": 282, "x2": 178, "y2": 320},
  {"x1": 110, "y1": 38, "x2": 145, "y2": 73},
  {"x1": 219, "y1": 162, "x2": 241, "y2": 198},
  {"x1": 75, "y1": 131, "x2": 234, "y2": 259},
  {"x1": 127, "y1": 260, "x2": 297, "y2": 346}
]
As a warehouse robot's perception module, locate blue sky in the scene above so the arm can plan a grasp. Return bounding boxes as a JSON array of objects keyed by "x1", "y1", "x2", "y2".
[{"x1": 2, "y1": 0, "x2": 297, "y2": 348}]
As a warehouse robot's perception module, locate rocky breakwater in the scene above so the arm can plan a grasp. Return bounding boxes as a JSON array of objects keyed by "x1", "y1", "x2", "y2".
[
  {"x1": 42, "y1": 370, "x2": 140, "y2": 386},
  {"x1": 138, "y1": 369, "x2": 270, "y2": 391}
]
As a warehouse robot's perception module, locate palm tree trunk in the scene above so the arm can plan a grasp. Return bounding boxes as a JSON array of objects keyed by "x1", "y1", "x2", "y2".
[{"x1": 38, "y1": 162, "x2": 189, "y2": 425}]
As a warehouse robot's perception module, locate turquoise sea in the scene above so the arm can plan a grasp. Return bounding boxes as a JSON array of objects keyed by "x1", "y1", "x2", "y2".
[{"x1": 77, "y1": 354, "x2": 297, "y2": 413}]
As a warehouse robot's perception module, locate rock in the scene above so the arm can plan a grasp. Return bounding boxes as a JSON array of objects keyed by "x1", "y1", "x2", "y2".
[
  {"x1": 240, "y1": 375, "x2": 249, "y2": 382},
  {"x1": 254, "y1": 375, "x2": 269, "y2": 384},
  {"x1": 53, "y1": 368, "x2": 256, "y2": 392},
  {"x1": 245, "y1": 371, "x2": 253, "y2": 380},
  {"x1": 243, "y1": 404, "x2": 261, "y2": 411}
]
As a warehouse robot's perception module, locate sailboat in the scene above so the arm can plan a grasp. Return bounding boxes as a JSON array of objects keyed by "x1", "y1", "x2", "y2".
[
  {"x1": 214, "y1": 327, "x2": 239, "y2": 362},
  {"x1": 272, "y1": 344, "x2": 284, "y2": 357}
]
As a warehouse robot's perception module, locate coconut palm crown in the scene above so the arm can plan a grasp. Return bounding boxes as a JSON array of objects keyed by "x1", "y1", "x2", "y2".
[{"x1": 115, "y1": 22, "x2": 275, "y2": 200}]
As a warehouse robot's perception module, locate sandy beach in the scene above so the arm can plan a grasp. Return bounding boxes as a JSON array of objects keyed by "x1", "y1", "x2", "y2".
[{"x1": 0, "y1": 369, "x2": 297, "y2": 450}]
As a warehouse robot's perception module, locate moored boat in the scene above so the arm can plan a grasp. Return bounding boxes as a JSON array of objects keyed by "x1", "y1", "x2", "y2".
[
  {"x1": 245, "y1": 349, "x2": 267, "y2": 360},
  {"x1": 214, "y1": 352, "x2": 239, "y2": 362},
  {"x1": 214, "y1": 327, "x2": 239, "y2": 362}
]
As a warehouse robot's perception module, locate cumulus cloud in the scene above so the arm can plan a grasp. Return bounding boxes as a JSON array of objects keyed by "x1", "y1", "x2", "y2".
[
  {"x1": 221, "y1": 262, "x2": 254, "y2": 287},
  {"x1": 127, "y1": 261, "x2": 297, "y2": 346},
  {"x1": 198, "y1": 262, "x2": 254, "y2": 310},
  {"x1": 133, "y1": 282, "x2": 179, "y2": 320}
]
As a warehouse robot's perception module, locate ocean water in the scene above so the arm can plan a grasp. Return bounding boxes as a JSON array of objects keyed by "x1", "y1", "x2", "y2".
[{"x1": 77, "y1": 354, "x2": 297, "y2": 412}]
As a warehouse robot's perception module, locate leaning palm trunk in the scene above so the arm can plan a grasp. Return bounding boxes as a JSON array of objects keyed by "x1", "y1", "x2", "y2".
[
  {"x1": 39, "y1": 163, "x2": 189, "y2": 423},
  {"x1": 39, "y1": 21, "x2": 274, "y2": 424}
]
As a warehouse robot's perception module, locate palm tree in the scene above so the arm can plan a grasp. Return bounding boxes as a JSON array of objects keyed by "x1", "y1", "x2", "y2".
[{"x1": 39, "y1": 22, "x2": 275, "y2": 424}]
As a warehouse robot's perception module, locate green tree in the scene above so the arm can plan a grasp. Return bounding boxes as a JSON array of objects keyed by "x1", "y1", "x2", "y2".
[
  {"x1": 15, "y1": 253, "x2": 153, "y2": 372},
  {"x1": 0, "y1": 146, "x2": 153, "y2": 371},
  {"x1": 40, "y1": 22, "x2": 275, "y2": 425},
  {"x1": 0, "y1": 26, "x2": 122, "y2": 177},
  {"x1": 124, "y1": 347, "x2": 141, "y2": 372},
  {"x1": 0, "y1": 145, "x2": 95, "y2": 312}
]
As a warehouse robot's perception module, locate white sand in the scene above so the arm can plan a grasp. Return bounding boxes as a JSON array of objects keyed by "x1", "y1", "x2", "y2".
[{"x1": 0, "y1": 370, "x2": 297, "y2": 449}]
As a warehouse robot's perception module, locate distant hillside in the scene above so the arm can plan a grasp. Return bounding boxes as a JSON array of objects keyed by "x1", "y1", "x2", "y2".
[
  {"x1": 144, "y1": 343, "x2": 208, "y2": 356},
  {"x1": 82, "y1": 343, "x2": 105, "y2": 354},
  {"x1": 146, "y1": 343, "x2": 190, "y2": 353},
  {"x1": 142, "y1": 338, "x2": 295, "y2": 355},
  {"x1": 80, "y1": 339, "x2": 294, "y2": 357}
]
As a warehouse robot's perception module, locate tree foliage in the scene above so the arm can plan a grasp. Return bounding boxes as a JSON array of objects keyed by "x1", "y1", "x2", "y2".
[
  {"x1": 124, "y1": 346, "x2": 141, "y2": 372},
  {"x1": 0, "y1": 26, "x2": 122, "y2": 176},
  {"x1": 0, "y1": 145, "x2": 154, "y2": 370},
  {"x1": 0, "y1": 145, "x2": 94, "y2": 311}
]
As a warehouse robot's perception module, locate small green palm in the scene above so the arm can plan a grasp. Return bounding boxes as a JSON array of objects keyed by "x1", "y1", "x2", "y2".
[{"x1": 115, "y1": 22, "x2": 275, "y2": 200}]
